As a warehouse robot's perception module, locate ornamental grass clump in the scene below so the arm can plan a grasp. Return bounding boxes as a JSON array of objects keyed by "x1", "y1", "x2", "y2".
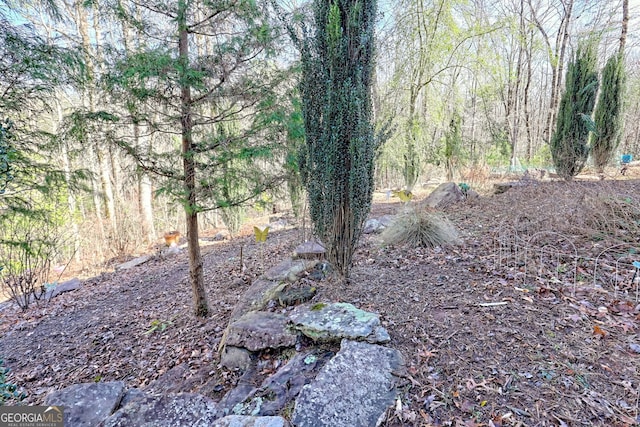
[{"x1": 381, "y1": 208, "x2": 461, "y2": 248}]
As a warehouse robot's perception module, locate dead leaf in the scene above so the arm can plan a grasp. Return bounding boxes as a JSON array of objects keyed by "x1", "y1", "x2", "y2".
[
  {"x1": 417, "y1": 348, "x2": 438, "y2": 359},
  {"x1": 593, "y1": 325, "x2": 608, "y2": 337}
]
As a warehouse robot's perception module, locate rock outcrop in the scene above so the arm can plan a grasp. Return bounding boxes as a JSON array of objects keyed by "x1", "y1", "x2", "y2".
[
  {"x1": 292, "y1": 340, "x2": 404, "y2": 427},
  {"x1": 45, "y1": 256, "x2": 404, "y2": 427},
  {"x1": 289, "y1": 302, "x2": 390, "y2": 344}
]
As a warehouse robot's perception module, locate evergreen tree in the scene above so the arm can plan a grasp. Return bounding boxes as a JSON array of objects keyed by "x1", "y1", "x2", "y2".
[
  {"x1": 592, "y1": 52, "x2": 626, "y2": 172},
  {"x1": 0, "y1": 18, "x2": 84, "y2": 216},
  {"x1": 296, "y1": 0, "x2": 380, "y2": 278},
  {"x1": 107, "y1": 0, "x2": 284, "y2": 316},
  {"x1": 550, "y1": 41, "x2": 599, "y2": 180},
  {"x1": 0, "y1": 13, "x2": 85, "y2": 306}
]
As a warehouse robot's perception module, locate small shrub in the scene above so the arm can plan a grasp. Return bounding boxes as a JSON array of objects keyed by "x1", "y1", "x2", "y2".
[
  {"x1": 0, "y1": 200, "x2": 71, "y2": 310},
  {"x1": 381, "y1": 208, "x2": 461, "y2": 248}
]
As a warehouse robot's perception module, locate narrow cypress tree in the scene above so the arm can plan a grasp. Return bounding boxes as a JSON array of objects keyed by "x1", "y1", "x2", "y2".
[
  {"x1": 592, "y1": 52, "x2": 626, "y2": 172},
  {"x1": 550, "y1": 41, "x2": 599, "y2": 179},
  {"x1": 298, "y1": 0, "x2": 379, "y2": 278}
]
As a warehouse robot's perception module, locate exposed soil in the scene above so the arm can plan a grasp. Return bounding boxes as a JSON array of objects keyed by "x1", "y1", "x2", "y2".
[{"x1": 1, "y1": 178, "x2": 640, "y2": 426}]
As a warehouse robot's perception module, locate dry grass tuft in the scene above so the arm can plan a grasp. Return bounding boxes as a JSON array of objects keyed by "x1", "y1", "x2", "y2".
[
  {"x1": 381, "y1": 207, "x2": 461, "y2": 248},
  {"x1": 455, "y1": 180, "x2": 640, "y2": 249}
]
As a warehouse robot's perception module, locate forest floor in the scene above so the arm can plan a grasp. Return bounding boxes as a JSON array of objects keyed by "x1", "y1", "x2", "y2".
[{"x1": 1, "y1": 173, "x2": 640, "y2": 426}]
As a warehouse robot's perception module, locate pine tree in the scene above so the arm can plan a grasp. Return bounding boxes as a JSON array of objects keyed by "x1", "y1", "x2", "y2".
[
  {"x1": 592, "y1": 52, "x2": 626, "y2": 173},
  {"x1": 297, "y1": 0, "x2": 380, "y2": 278},
  {"x1": 550, "y1": 41, "x2": 599, "y2": 179},
  {"x1": 108, "y1": 0, "x2": 284, "y2": 316}
]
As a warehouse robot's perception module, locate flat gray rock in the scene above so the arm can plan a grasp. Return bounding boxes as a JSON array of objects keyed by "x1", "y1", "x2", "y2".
[
  {"x1": 289, "y1": 302, "x2": 390, "y2": 344},
  {"x1": 363, "y1": 219, "x2": 383, "y2": 234},
  {"x1": 100, "y1": 393, "x2": 218, "y2": 427},
  {"x1": 226, "y1": 311, "x2": 297, "y2": 352},
  {"x1": 213, "y1": 415, "x2": 289, "y2": 427},
  {"x1": 293, "y1": 340, "x2": 404, "y2": 427},
  {"x1": 50, "y1": 278, "x2": 82, "y2": 297},
  {"x1": 263, "y1": 259, "x2": 318, "y2": 282},
  {"x1": 115, "y1": 255, "x2": 151, "y2": 271},
  {"x1": 44, "y1": 381, "x2": 125, "y2": 427},
  {"x1": 226, "y1": 279, "x2": 286, "y2": 324},
  {"x1": 292, "y1": 242, "x2": 326, "y2": 260}
]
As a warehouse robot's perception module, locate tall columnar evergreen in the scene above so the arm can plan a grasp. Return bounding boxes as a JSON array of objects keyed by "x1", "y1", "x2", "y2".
[
  {"x1": 592, "y1": 52, "x2": 626, "y2": 172},
  {"x1": 550, "y1": 41, "x2": 599, "y2": 179},
  {"x1": 298, "y1": 0, "x2": 379, "y2": 278}
]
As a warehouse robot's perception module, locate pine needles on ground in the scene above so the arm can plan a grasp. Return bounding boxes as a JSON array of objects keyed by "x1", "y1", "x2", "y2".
[{"x1": 381, "y1": 208, "x2": 461, "y2": 248}]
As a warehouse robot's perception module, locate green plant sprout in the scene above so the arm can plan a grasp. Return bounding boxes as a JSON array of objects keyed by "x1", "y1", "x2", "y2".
[
  {"x1": 0, "y1": 358, "x2": 25, "y2": 405},
  {"x1": 143, "y1": 316, "x2": 176, "y2": 335}
]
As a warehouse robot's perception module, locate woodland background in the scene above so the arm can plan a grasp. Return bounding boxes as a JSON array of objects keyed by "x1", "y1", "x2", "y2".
[{"x1": 0, "y1": 0, "x2": 638, "y2": 290}]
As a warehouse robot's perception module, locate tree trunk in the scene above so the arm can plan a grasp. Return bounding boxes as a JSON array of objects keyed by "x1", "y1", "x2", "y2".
[
  {"x1": 76, "y1": 0, "x2": 116, "y2": 231},
  {"x1": 120, "y1": 0, "x2": 155, "y2": 244},
  {"x1": 137, "y1": 146, "x2": 156, "y2": 244},
  {"x1": 523, "y1": 30, "x2": 533, "y2": 162},
  {"x1": 620, "y1": 0, "x2": 628, "y2": 53},
  {"x1": 179, "y1": 0, "x2": 208, "y2": 317},
  {"x1": 56, "y1": 98, "x2": 82, "y2": 263},
  {"x1": 546, "y1": 0, "x2": 573, "y2": 144},
  {"x1": 97, "y1": 145, "x2": 117, "y2": 232}
]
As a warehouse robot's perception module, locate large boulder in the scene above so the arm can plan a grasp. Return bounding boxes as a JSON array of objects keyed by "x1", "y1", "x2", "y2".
[
  {"x1": 292, "y1": 340, "x2": 404, "y2": 427},
  {"x1": 44, "y1": 381, "x2": 125, "y2": 427},
  {"x1": 289, "y1": 302, "x2": 390, "y2": 344},
  {"x1": 423, "y1": 182, "x2": 465, "y2": 209}
]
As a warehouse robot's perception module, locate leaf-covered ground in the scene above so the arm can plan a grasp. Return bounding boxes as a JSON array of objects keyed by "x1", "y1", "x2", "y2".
[{"x1": 1, "y1": 178, "x2": 639, "y2": 426}]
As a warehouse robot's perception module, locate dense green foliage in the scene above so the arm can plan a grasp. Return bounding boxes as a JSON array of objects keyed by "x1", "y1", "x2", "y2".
[
  {"x1": 0, "y1": 20, "x2": 84, "y2": 218},
  {"x1": 297, "y1": 0, "x2": 380, "y2": 277},
  {"x1": 592, "y1": 52, "x2": 626, "y2": 171},
  {"x1": 0, "y1": 17, "x2": 84, "y2": 300},
  {"x1": 550, "y1": 42, "x2": 599, "y2": 179},
  {"x1": 107, "y1": 3, "x2": 285, "y2": 214}
]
